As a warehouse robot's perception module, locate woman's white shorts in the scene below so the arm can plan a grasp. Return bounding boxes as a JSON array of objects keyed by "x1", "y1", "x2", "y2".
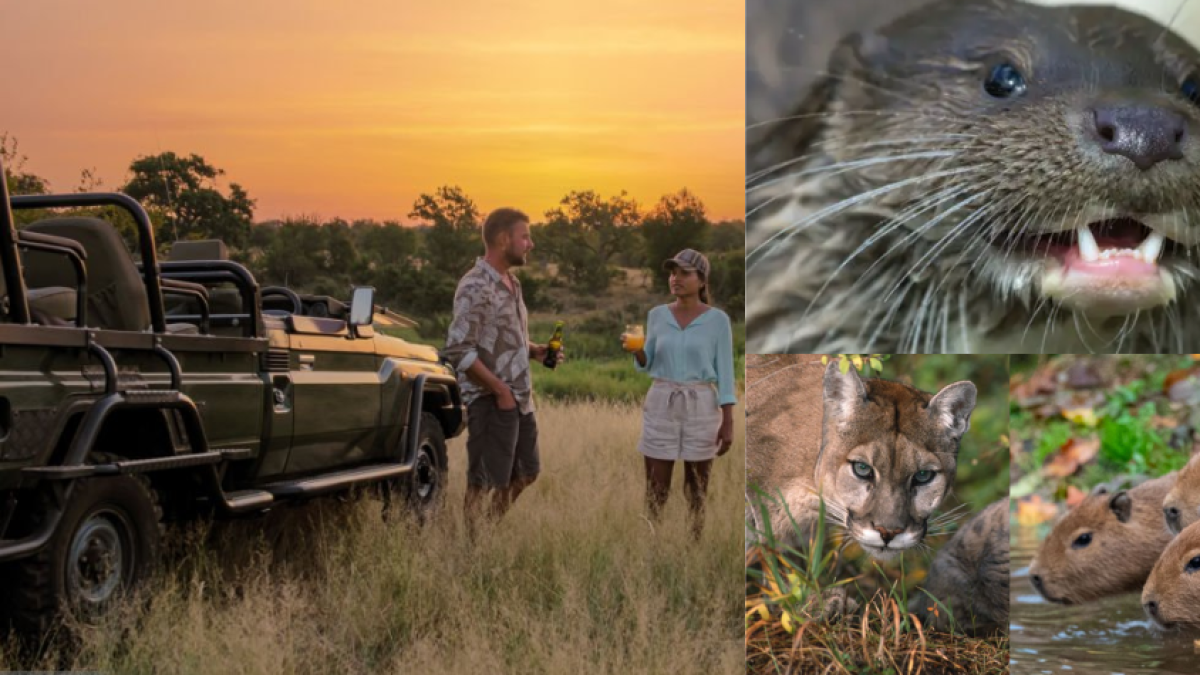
[{"x1": 638, "y1": 380, "x2": 722, "y2": 462}]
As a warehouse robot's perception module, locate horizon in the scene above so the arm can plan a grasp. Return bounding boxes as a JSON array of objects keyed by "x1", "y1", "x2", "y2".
[{"x1": 1, "y1": 1, "x2": 744, "y2": 223}]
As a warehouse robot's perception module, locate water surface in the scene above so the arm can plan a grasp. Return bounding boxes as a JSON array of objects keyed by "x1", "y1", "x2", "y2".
[{"x1": 1011, "y1": 523, "x2": 1200, "y2": 674}]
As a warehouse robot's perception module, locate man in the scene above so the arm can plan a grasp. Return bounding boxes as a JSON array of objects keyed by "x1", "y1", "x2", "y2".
[{"x1": 443, "y1": 207, "x2": 562, "y2": 530}]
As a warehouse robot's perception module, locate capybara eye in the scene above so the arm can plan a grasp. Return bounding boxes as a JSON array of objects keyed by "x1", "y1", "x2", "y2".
[
  {"x1": 1071, "y1": 532, "x2": 1093, "y2": 549},
  {"x1": 984, "y1": 63, "x2": 1027, "y2": 98},
  {"x1": 913, "y1": 469, "x2": 935, "y2": 485},
  {"x1": 852, "y1": 461, "x2": 874, "y2": 480},
  {"x1": 1182, "y1": 76, "x2": 1200, "y2": 106},
  {"x1": 1186, "y1": 555, "x2": 1200, "y2": 573}
]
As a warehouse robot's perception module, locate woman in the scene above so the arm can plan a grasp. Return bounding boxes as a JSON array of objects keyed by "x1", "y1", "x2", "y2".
[{"x1": 622, "y1": 248, "x2": 736, "y2": 539}]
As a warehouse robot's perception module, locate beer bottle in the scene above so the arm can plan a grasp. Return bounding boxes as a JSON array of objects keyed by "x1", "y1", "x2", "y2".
[{"x1": 543, "y1": 321, "x2": 564, "y2": 369}]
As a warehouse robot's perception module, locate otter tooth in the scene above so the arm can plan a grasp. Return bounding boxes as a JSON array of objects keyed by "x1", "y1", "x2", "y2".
[
  {"x1": 1077, "y1": 224, "x2": 1100, "y2": 262},
  {"x1": 1139, "y1": 232, "x2": 1165, "y2": 263}
]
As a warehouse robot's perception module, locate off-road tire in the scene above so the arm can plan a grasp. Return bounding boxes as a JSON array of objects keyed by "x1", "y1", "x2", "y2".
[
  {"x1": 383, "y1": 412, "x2": 448, "y2": 525},
  {"x1": 0, "y1": 453, "x2": 163, "y2": 633}
]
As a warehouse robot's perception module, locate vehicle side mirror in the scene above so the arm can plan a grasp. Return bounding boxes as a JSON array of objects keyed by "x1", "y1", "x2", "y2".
[{"x1": 348, "y1": 286, "x2": 375, "y2": 337}]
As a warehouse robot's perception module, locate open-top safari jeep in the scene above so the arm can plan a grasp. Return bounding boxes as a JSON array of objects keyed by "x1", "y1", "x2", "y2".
[{"x1": 0, "y1": 156, "x2": 464, "y2": 632}]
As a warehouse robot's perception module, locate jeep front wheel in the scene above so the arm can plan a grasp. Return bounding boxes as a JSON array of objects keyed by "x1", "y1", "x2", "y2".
[
  {"x1": 383, "y1": 412, "x2": 447, "y2": 525},
  {"x1": 3, "y1": 466, "x2": 162, "y2": 632}
]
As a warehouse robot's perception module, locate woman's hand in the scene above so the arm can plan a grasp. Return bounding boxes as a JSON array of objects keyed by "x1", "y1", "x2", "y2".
[{"x1": 715, "y1": 413, "x2": 733, "y2": 456}]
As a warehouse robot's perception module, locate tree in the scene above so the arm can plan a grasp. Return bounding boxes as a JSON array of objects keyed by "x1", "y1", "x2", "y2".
[
  {"x1": 122, "y1": 152, "x2": 255, "y2": 249},
  {"x1": 710, "y1": 220, "x2": 746, "y2": 253},
  {"x1": 641, "y1": 189, "x2": 711, "y2": 292},
  {"x1": 540, "y1": 190, "x2": 640, "y2": 293},
  {"x1": 409, "y1": 186, "x2": 481, "y2": 277},
  {"x1": 1, "y1": 133, "x2": 50, "y2": 199}
]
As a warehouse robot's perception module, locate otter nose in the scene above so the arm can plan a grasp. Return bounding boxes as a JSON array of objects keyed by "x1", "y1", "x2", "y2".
[
  {"x1": 1092, "y1": 105, "x2": 1187, "y2": 170},
  {"x1": 876, "y1": 526, "x2": 904, "y2": 545}
]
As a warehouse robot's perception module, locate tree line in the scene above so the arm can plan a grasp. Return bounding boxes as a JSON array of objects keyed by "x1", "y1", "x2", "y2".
[{"x1": 2, "y1": 135, "x2": 746, "y2": 329}]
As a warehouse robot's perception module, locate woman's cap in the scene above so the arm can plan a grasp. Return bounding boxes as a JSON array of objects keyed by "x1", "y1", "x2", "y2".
[{"x1": 662, "y1": 248, "x2": 710, "y2": 278}]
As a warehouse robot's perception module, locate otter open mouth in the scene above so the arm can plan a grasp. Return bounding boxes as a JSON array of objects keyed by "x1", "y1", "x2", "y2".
[
  {"x1": 1004, "y1": 218, "x2": 1177, "y2": 267},
  {"x1": 995, "y1": 217, "x2": 1181, "y2": 315}
]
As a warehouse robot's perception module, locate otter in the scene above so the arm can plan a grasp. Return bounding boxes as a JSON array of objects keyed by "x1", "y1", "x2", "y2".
[
  {"x1": 908, "y1": 498, "x2": 1009, "y2": 637},
  {"x1": 1029, "y1": 474, "x2": 1176, "y2": 604},
  {"x1": 1163, "y1": 450, "x2": 1200, "y2": 534},
  {"x1": 747, "y1": 0, "x2": 1200, "y2": 354},
  {"x1": 1142, "y1": 519, "x2": 1200, "y2": 630}
]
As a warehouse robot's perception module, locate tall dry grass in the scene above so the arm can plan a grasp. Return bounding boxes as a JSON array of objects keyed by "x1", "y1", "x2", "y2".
[{"x1": 0, "y1": 400, "x2": 744, "y2": 675}]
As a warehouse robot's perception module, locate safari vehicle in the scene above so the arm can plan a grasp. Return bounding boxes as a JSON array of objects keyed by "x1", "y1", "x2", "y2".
[{"x1": 0, "y1": 156, "x2": 465, "y2": 632}]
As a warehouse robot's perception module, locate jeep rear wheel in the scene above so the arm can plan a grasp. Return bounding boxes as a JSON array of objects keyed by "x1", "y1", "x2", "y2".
[{"x1": 2, "y1": 460, "x2": 162, "y2": 632}]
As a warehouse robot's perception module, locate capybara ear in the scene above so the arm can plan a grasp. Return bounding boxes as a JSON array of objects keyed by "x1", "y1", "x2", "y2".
[
  {"x1": 928, "y1": 381, "x2": 978, "y2": 443},
  {"x1": 1109, "y1": 491, "x2": 1133, "y2": 523},
  {"x1": 1092, "y1": 483, "x2": 1110, "y2": 496}
]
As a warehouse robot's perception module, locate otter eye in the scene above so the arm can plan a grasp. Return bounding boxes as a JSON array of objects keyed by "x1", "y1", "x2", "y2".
[
  {"x1": 1072, "y1": 532, "x2": 1092, "y2": 549},
  {"x1": 851, "y1": 461, "x2": 874, "y2": 480},
  {"x1": 1187, "y1": 556, "x2": 1200, "y2": 573},
  {"x1": 913, "y1": 469, "x2": 935, "y2": 485},
  {"x1": 1182, "y1": 77, "x2": 1200, "y2": 106},
  {"x1": 984, "y1": 63, "x2": 1027, "y2": 99}
]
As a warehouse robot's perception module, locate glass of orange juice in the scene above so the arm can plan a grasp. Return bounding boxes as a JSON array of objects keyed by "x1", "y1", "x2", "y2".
[{"x1": 622, "y1": 324, "x2": 645, "y2": 352}]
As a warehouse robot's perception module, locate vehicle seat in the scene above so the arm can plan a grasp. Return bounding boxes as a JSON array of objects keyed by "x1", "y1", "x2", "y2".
[
  {"x1": 25, "y1": 217, "x2": 199, "y2": 334},
  {"x1": 167, "y1": 239, "x2": 243, "y2": 316},
  {"x1": 25, "y1": 218, "x2": 152, "y2": 332}
]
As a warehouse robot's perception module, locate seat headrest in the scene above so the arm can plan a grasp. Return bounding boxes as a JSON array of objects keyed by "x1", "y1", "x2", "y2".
[{"x1": 169, "y1": 239, "x2": 230, "y2": 262}]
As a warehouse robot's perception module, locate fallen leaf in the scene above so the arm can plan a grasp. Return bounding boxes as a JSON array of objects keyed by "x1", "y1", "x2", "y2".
[
  {"x1": 1064, "y1": 360, "x2": 1105, "y2": 389},
  {"x1": 1065, "y1": 485, "x2": 1086, "y2": 508},
  {"x1": 1043, "y1": 437, "x2": 1101, "y2": 478},
  {"x1": 1152, "y1": 415, "x2": 1180, "y2": 428},
  {"x1": 1017, "y1": 495, "x2": 1060, "y2": 526},
  {"x1": 1011, "y1": 366, "x2": 1059, "y2": 408},
  {"x1": 1062, "y1": 407, "x2": 1099, "y2": 427}
]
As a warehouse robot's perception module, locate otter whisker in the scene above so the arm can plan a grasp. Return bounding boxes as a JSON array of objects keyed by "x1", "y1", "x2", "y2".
[
  {"x1": 747, "y1": 134, "x2": 974, "y2": 186},
  {"x1": 748, "y1": 166, "x2": 983, "y2": 268},
  {"x1": 747, "y1": 150, "x2": 962, "y2": 196}
]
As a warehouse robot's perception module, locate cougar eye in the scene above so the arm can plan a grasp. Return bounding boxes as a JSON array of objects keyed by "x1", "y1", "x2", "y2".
[
  {"x1": 1182, "y1": 76, "x2": 1200, "y2": 106},
  {"x1": 984, "y1": 63, "x2": 1027, "y2": 99},
  {"x1": 851, "y1": 461, "x2": 874, "y2": 480},
  {"x1": 1072, "y1": 532, "x2": 1092, "y2": 549},
  {"x1": 912, "y1": 469, "x2": 935, "y2": 485},
  {"x1": 1186, "y1": 556, "x2": 1200, "y2": 573}
]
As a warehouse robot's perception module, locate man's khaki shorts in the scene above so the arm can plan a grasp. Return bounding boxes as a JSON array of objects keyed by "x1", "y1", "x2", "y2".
[{"x1": 466, "y1": 396, "x2": 540, "y2": 489}]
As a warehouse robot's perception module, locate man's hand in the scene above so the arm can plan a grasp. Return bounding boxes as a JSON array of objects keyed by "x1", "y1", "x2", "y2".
[
  {"x1": 530, "y1": 343, "x2": 566, "y2": 367},
  {"x1": 497, "y1": 386, "x2": 518, "y2": 411}
]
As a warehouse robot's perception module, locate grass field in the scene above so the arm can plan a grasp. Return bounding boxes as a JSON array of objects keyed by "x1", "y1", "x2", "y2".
[{"x1": 1, "y1": 400, "x2": 745, "y2": 675}]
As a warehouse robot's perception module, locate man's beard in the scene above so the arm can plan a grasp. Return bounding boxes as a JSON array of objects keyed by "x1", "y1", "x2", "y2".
[{"x1": 506, "y1": 250, "x2": 526, "y2": 266}]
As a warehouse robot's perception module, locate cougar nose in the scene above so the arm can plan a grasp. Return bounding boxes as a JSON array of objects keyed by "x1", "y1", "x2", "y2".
[
  {"x1": 1092, "y1": 105, "x2": 1187, "y2": 170},
  {"x1": 876, "y1": 526, "x2": 904, "y2": 545}
]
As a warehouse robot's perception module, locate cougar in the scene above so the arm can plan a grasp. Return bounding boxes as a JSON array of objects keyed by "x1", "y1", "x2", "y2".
[{"x1": 745, "y1": 356, "x2": 977, "y2": 560}]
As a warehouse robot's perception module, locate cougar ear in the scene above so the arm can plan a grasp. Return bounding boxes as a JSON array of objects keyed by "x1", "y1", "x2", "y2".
[
  {"x1": 928, "y1": 381, "x2": 977, "y2": 442},
  {"x1": 751, "y1": 31, "x2": 888, "y2": 171},
  {"x1": 823, "y1": 359, "x2": 868, "y2": 423},
  {"x1": 1109, "y1": 491, "x2": 1133, "y2": 523}
]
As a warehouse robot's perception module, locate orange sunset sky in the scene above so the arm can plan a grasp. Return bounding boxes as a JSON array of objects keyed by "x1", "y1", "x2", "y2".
[{"x1": 2, "y1": 0, "x2": 744, "y2": 224}]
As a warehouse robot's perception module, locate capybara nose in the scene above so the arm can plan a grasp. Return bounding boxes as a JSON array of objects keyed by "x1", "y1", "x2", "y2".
[
  {"x1": 1145, "y1": 599, "x2": 1160, "y2": 618},
  {"x1": 1165, "y1": 506, "x2": 1181, "y2": 530},
  {"x1": 1093, "y1": 105, "x2": 1187, "y2": 170},
  {"x1": 1031, "y1": 574, "x2": 1045, "y2": 593}
]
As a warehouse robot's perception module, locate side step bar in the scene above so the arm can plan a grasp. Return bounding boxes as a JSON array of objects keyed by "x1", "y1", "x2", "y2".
[{"x1": 261, "y1": 462, "x2": 411, "y2": 498}]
